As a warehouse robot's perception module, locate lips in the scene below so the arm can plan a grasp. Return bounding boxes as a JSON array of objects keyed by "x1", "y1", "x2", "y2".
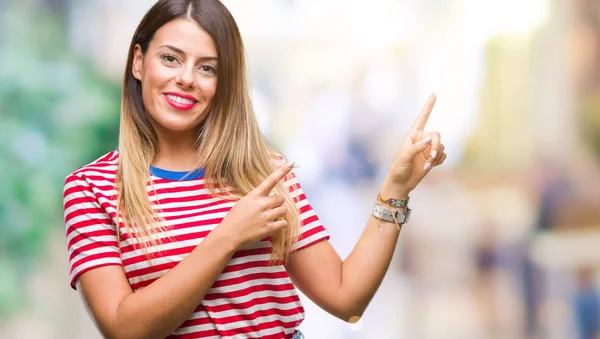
[{"x1": 163, "y1": 92, "x2": 198, "y2": 111}]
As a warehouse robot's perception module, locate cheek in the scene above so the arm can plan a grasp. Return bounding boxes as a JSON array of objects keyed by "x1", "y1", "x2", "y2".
[
  {"x1": 201, "y1": 78, "x2": 218, "y2": 101},
  {"x1": 142, "y1": 62, "x2": 171, "y2": 91},
  {"x1": 141, "y1": 64, "x2": 174, "y2": 107}
]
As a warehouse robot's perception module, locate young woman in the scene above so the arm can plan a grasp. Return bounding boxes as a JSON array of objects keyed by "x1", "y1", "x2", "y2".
[{"x1": 63, "y1": 0, "x2": 447, "y2": 338}]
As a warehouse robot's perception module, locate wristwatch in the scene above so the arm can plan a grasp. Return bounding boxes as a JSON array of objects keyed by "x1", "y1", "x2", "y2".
[{"x1": 372, "y1": 203, "x2": 411, "y2": 225}]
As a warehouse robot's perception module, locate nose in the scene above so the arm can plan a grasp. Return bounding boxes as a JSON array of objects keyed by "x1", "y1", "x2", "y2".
[{"x1": 175, "y1": 65, "x2": 196, "y2": 89}]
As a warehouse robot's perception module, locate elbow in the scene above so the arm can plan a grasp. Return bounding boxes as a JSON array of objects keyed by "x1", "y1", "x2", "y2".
[
  {"x1": 333, "y1": 301, "x2": 368, "y2": 323},
  {"x1": 107, "y1": 332, "x2": 163, "y2": 339},
  {"x1": 328, "y1": 288, "x2": 373, "y2": 323},
  {"x1": 106, "y1": 305, "x2": 166, "y2": 339},
  {"x1": 344, "y1": 308, "x2": 366, "y2": 324},
  {"x1": 102, "y1": 323, "x2": 164, "y2": 339},
  {"x1": 102, "y1": 329, "x2": 130, "y2": 339},
  {"x1": 341, "y1": 312, "x2": 365, "y2": 324},
  {"x1": 319, "y1": 288, "x2": 371, "y2": 323}
]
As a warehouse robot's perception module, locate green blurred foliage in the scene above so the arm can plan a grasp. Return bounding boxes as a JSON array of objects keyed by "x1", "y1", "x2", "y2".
[{"x1": 0, "y1": 3, "x2": 120, "y2": 317}]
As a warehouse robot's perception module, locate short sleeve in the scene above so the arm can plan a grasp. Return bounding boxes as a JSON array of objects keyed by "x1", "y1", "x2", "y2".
[
  {"x1": 63, "y1": 173, "x2": 122, "y2": 290},
  {"x1": 284, "y1": 170, "x2": 330, "y2": 252}
]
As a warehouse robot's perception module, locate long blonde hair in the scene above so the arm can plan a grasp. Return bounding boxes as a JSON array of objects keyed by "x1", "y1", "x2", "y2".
[{"x1": 116, "y1": 0, "x2": 300, "y2": 262}]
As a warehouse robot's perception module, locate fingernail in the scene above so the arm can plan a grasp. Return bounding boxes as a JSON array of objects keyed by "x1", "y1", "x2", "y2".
[
  {"x1": 284, "y1": 161, "x2": 295, "y2": 168},
  {"x1": 422, "y1": 136, "x2": 432, "y2": 145},
  {"x1": 431, "y1": 150, "x2": 438, "y2": 159},
  {"x1": 424, "y1": 162, "x2": 432, "y2": 171}
]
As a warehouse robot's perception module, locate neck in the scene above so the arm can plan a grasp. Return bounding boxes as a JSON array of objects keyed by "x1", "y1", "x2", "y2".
[{"x1": 152, "y1": 128, "x2": 199, "y2": 171}]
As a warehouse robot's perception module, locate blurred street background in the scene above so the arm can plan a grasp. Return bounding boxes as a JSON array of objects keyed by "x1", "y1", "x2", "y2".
[{"x1": 1, "y1": 0, "x2": 600, "y2": 338}]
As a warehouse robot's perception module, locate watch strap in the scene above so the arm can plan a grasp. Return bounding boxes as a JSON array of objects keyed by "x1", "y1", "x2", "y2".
[{"x1": 372, "y1": 203, "x2": 411, "y2": 225}]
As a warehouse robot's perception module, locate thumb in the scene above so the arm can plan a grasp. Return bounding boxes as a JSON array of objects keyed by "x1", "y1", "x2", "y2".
[{"x1": 252, "y1": 161, "x2": 295, "y2": 196}]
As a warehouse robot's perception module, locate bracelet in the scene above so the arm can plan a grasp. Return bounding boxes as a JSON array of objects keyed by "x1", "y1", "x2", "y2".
[
  {"x1": 372, "y1": 203, "x2": 411, "y2": 230},
  {"x1": 377, "y1": 192, "x2": 410, "y2": 208}
]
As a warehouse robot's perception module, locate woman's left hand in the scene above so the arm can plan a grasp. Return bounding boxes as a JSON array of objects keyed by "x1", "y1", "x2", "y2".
[{"x1": 380, "y1": 93, "x2": 447, "y2": 198}]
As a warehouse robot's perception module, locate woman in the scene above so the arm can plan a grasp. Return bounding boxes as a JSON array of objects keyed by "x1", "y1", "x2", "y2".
[{"x1": 63, "y1": 0, "x2": 446, "y2": 338}]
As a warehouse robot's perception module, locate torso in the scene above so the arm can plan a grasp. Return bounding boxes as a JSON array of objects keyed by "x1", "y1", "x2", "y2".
[{"x1": 65, "y1": 151, "x2": 328, "y2": 338}]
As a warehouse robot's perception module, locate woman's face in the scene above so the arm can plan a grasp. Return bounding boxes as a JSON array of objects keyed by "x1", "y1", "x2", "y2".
[{"x1": 132, "y1": 18, "x2": 218, "y2": 137}]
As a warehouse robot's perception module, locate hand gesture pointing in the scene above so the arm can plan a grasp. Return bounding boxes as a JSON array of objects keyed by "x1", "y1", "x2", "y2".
[
  {"x1": 218, "y1": 161, "x2": 295, "y2": 249},
  {"x1": 381, "y1": 94, "x2": 447, "y2": 198}
]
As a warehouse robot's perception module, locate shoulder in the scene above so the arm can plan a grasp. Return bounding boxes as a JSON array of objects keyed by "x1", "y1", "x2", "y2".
[
  {"x1": 63, "y1": 151, "x2": 119, "y2": 211},
  {"x1": 65, "y1": 150, "x2": 119, "y2": 185}
]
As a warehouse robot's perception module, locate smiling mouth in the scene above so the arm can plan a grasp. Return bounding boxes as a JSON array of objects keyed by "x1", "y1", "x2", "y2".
[
  {"x1": 165, "y1": 93, "x2": 197, "y2": 105},
  {"x1": 163, "y1": 93, "x2": 198, "y2": 110}
]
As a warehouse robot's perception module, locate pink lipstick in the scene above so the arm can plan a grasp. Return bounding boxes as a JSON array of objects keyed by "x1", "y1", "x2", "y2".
[{"x1": 164, "y1": 92, "x2": 198, "y2": 111}]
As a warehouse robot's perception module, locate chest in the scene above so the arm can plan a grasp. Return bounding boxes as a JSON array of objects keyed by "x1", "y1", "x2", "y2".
[
  {"x1": 119, "y1": 200, "x2": 238, "y2": 289},
  {"x1": 93, "y1": 180, "x2": 242, "y2": 289}
]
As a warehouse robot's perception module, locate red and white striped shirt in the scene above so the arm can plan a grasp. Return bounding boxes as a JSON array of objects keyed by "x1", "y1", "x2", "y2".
[{"x1": 63, "y1": 151, "x2": 329, "y2": 338}]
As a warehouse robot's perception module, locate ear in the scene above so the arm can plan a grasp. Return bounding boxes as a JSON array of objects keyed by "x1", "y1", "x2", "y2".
[{"x1": 132, "y1": 44, "x2": 144, "y2": 81}]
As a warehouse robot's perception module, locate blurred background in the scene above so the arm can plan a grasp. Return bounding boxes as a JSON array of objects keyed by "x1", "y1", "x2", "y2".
[{"x1": 1, "y1": 0, "x2": 600, "y2": 338}]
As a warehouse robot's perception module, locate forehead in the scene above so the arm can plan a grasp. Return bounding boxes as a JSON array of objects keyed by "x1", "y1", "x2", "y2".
[{"x1": 151, "y1": 18, "x2": 217, "y2": 56}]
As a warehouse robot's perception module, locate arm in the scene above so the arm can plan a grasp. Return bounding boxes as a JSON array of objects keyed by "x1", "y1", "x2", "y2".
[
  {"x1": 286, "y1": 94, "x2": 447, "y2": 321},
  {"x1": 285, "y1": 210, "x2": 403, "y2": 322},
  {"x1": 77, "y1": 230, "x2": 237, "y2": 339}
]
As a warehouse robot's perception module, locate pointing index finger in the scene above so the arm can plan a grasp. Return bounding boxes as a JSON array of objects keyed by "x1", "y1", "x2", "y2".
[
  {"x1": 254, "y1": 161, "x2": 295, "y2": 196},
  {"x1": 410, "y1": 93, "x2": 436, "y2": 134}
]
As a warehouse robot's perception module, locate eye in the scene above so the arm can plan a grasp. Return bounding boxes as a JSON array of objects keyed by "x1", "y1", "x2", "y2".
[
  {"x1": 199, "y1": 65, "x2": 216, "y2": 75},
  {"x1": 160, "y1": 54, "x2": 178, "y2": 65}
]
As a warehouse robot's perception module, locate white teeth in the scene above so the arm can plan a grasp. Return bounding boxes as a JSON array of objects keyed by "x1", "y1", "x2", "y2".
[{"x1": 166, "y1": 94, "x2": 195, "y2": 105}]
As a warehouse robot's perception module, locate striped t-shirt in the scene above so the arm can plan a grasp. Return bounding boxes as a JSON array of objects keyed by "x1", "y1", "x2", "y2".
[{"x1": 63, "y1": 151, "x2": 329, "y2": 338}]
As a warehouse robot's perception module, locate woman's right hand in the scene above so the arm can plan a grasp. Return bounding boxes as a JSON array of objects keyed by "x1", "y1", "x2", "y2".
[{"x1": 218, "y1": 161, "x2": 295, "y2": 249}]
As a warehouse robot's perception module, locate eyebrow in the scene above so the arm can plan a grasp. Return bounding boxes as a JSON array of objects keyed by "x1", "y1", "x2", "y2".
[{"x1": 159, "y1": 44, "x2": 218, "y2": 61}]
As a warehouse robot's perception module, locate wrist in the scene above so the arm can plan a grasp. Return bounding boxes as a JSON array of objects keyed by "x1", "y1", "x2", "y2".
[
  {"x1": 380, "y1": 179, "x2": 411, "y2": 200},
  {"x1": 206, "y1": 227, "x2": 239, "y2": 255}
]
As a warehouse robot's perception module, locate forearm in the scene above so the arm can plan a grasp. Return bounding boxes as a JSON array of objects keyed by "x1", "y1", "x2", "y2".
[
  {"x1": 112, "y1": 230, "x2": 237, "y2": 339},
  {"x1": 338, "y1": 213, "x2": 401, "y2": 318},
  {"x1": 283, "y1": 185, "x2": 409, "y2": 322},
  {"x1": 338, "y1": 183, "x2": 407, "y2": 318}
]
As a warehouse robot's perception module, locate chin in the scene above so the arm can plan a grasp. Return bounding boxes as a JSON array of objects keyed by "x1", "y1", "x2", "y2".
[
  {"x1": 161, "y1": 121, "x2": 199, "y2": 132},
  {"x1": 158, "y1": 114, "x2": 206, "y2": 133},
  {"x1": 164, "y1": 124, "x2": 196, "y2": 132}
]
